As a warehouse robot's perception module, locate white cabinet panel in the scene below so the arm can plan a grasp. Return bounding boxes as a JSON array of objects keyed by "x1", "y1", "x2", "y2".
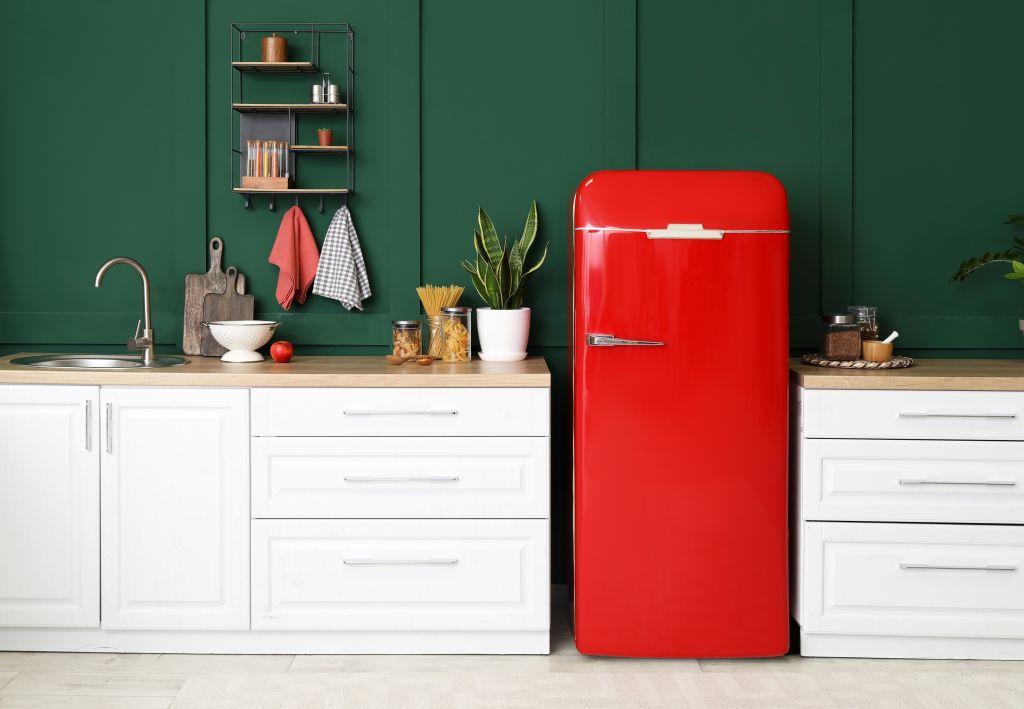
[
  {"x1": 0, "y1": 386, "x2": 99, "y2": 627},
  {"x1": 252, "y1": 519, "x2": 549, "y2": 631},
  {"x1": 252, "y1": 436, "x2": 550, "y2": 518},
  {"x1": 803, "y1": 439, "x2": 1024, "y2": 524},
  {"x1": 251, "y1": 387, "x2": 549, "y2": 437},
  {"x1": 101, "y1": 388, "x2": 249, "y2": 630},
  {"x1": 802, "y1": 389, "x2": 1024, "y2": 440},
  {"x1": 804, "y1": 522, "x2": 1024, "y2": 639}
]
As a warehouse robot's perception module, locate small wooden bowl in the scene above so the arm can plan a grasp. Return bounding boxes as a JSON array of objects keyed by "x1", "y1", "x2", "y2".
[{"x1": 861, "y1": 340, "x2": 893, "y2": 363}]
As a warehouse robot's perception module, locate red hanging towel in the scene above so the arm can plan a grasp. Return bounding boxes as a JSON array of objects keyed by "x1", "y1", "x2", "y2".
[{"x1": 268, "y1": 205, "x2": 320, "y2": 310}]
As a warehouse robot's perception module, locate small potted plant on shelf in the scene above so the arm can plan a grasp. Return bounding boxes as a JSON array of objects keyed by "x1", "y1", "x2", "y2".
[
  {"x1": 461, "y1": 201, "x2": 547, "y2": 361},
  {"x1": 317, "y1": 127, "x2": 333, "y2": 147}
]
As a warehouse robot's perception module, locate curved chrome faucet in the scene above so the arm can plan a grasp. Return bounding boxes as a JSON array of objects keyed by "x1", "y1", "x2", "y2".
[{"x1": 95, "y1": 257, "x2": 156, "y2": 365}]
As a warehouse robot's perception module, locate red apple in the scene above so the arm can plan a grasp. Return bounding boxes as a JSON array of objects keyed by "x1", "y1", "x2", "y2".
[{"x1": 270, "y1": 340, "x2": 294, "y2": 363}]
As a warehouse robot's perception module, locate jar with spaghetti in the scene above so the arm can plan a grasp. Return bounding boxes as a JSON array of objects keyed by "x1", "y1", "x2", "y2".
[
  {"x1": 441, "y1": 307, "x2": 471, "y2": 363},
  {"x1": 426, "y1": 315, "x2": 445, "y2": 359},
  {"x1": 392, "y1": 320, "x2": 421, "y2": 357}
]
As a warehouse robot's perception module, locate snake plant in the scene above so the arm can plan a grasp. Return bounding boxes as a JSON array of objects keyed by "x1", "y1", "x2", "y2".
[{"x1": 462, "y1": 201, "x2": 548, "y2": 309}]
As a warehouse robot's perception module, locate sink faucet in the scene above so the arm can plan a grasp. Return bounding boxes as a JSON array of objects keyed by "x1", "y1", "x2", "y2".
[{"x1": 94, "y1": 257, "x2": 156, "y2": 365}]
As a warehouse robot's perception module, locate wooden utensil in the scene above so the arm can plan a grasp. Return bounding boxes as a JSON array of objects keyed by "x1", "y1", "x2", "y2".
[
  {"x1": 384, "y1": 355, "x2": 435, "y2": 366},
  {"x1": 183, "y1": 238, "x2": 248, "y2": 355},
  {"x1": 200, "y1": 267, "x2": 255, "y2": 357}
]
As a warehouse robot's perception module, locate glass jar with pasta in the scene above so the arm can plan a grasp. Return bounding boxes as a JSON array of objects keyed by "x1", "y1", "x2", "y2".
[
  {"x1": 440, "y1": 307, "x2": 471, "y2": 363},
  {"x1": 391, "y1": 320, "x2": 422, "y2": 357}
]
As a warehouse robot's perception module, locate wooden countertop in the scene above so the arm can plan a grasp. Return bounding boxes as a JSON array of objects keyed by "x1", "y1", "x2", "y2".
[
  {"x1": 0, "y1": 354, "x2": 550, "y2": 388},
  {"x1": 791, "y1": 358, "x2": 1024, "y2": 391}
]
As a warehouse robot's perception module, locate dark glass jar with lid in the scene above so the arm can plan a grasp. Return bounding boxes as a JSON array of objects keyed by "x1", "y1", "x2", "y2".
[
  {"x1": 821, "y1": 314, "x2": 861, "y2": 361},
  {"x1": 848, "y1": 305, "x2": 879, "y2": 341}
]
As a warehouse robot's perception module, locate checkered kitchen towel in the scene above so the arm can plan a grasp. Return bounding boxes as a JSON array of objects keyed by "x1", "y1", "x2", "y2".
[{"x1": 312, "y1": 206, "x2": 372, "y2": 310}]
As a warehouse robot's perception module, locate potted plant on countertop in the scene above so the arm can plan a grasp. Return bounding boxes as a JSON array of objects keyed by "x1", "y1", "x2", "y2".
[
  {"x1": 461, "y1": 201, "x2": 547, "y2": 361},
  {"x1": 953, "y1": 211, "x2": 1024, "y2": 334},
  {"x1": 317, "y1": 128, "x2": 333, "y2": 147}
]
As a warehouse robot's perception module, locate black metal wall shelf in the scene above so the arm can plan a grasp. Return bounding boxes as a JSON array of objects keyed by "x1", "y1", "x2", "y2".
[
  {"x1": 232, "y1": 61, "x2": 317, "y2": 73},
  {"x1": 230, "y1": 22, "x2": 354, "y2": 211},
  {"x1": 232, "y1": 103, "x2": 348, "y2": 113}
]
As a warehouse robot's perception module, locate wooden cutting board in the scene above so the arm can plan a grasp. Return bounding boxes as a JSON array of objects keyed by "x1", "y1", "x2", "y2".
[
  {"x1": 200, "y1": 267, "x2": 256, "y2": 357},
  {"x1": 183, "y1": 237, "x2": 248, "y2": 355}
]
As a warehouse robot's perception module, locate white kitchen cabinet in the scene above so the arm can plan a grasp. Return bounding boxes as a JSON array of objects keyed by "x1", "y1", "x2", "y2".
[
  {"x1": 793, "y1": 374, "x2": 1024, "y2": 659},
  {"x1": 0, "y1": 385, "x2": 99, "y2": 628},
  {"x1": 0, "y1": 356, "x2": 550, "y2": 653},
  {"x1": 100, "y1": 388, "x2": 250, "y2": 630}
]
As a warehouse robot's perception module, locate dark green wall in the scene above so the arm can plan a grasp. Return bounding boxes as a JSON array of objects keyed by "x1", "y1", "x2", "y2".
[{"x1": 3, "y1": 0, "x2": 1023, "y2": 581}]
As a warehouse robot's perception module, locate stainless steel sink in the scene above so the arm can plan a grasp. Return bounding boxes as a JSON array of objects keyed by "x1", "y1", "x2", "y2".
[{"x1": 10, "y1": 354, "x2": 189, "y2": 369}]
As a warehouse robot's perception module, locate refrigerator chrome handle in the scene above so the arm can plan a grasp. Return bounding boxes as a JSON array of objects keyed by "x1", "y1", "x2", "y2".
[{"x1": 587, "y1": 333, "x2": 664, "y2": 347}]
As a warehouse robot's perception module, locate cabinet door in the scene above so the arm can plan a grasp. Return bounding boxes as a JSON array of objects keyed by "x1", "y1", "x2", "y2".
[
  {"x1": 0, "y1": 385, "x2": 99, "y2": 627},
  {"x1": 101, "y1": 388, "x2": 249, "y2": 630}
]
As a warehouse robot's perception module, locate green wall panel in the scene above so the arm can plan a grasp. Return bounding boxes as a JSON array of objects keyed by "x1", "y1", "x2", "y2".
[
  {"x1": 852, "y1": 0, "x2": 1024, "y2": 348},
  {"x1": 0, "y1": 0, "x2": 205, "y2": 345}
]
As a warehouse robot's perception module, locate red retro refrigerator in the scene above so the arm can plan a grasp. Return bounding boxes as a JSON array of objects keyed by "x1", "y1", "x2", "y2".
[{"x1": 571, "y1": 170, "x2": 790, "y2": 657}]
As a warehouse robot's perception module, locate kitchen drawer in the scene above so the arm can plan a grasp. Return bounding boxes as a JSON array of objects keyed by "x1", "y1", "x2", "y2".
[
  {"x1": 803, "y1": 522, "x2": 1024, "y2": 639},
  {"x1": 251, "y1": 388, "x2": 549, "y2": 437},
  {"x1": 802, "y1": 439, "x2": 1024, "y2": 524},
  {"x1": 801, "y1": 389, "x2": 1024, "y2": 441},
  {"x1": 251, "y1": 436, "x2": 550, "y2": 518},
  {"x1": 251, "y1": 519, "x2": 549, "y2": 631}
]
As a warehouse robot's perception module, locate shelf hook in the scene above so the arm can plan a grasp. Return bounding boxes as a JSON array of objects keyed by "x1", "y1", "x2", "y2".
[
  {"x1": 318, "y1": 194, "x2": 325, "y2": 213},
  {"x1": 243, "y1": 194, "x2": 252, "y2": 210},
  {"x1": 269, "y1": 195, "x2": 276, "y2": 212}
]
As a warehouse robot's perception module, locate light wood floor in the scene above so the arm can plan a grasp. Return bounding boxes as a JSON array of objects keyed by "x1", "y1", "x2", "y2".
[{"x1": 0, "y1": 607, "x2": 1022, "y2": 708}]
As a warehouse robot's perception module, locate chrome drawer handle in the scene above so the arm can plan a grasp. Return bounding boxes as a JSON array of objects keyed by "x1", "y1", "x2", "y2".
[
  {"x1": 343, "y1": 475, "x2": 459, "y2": 483},
  {"x1": 84, "y1": 400, "x2": 92, "y2": 452},
  {"x1": 105, "y1": 403, "x2": 113, "y2": 454},
  {"x1": 587, "y1": 333, "x2": 664, "y2": 347},
  {"x1": 898, "y1": 412, "x2": 1017, "y2": 420},
  {"x1": 343, "y1": 558, "x2": 459, "y2": 566},
  {"x1": 898, "y1": 479, "x2": 1016, "y2": 487},
  {"x1": 342, "y1": 409, "x2": 458, "y2": 416},
  {"x1": 900, "y1": 563, "x2": 1017, "y2": 572}
]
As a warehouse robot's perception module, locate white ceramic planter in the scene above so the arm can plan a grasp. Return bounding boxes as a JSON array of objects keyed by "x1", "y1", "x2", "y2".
[{"x1": 476, "y1": 307, "x2": 531, "y2": 362}]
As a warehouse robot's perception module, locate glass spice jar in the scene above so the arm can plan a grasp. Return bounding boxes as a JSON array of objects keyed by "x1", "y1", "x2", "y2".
[
  {"x1": 848, "y1": 305, "x2": 879, "y2": 341},
  {"x1": 441, "y1": 307, "x2": 471, "y2": 363},
  {"x1": 392, "y1": 320, "x2": 422, "y2": 357},
  {"x1": 821, "y1": 314, "x2": 861, "y2": 361},
  {"x1": 426, "y1": 314, "x2": 444, "y2": 359}
]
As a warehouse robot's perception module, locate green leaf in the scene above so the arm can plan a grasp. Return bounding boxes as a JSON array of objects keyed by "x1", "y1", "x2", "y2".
[
  {"x1": 508, "y1": 239, "x2": 524, "y2": 301},
  {"x1": 1012, "y1": 261, "x2": 1024, "y2": 274},
  {"x1": 517, "y1": 201, "x2": 538, "y2": 260},
  {"x1": 473, "y1": 230, "x2": 489, "y2": 265},
  {"x1": 1004, "y1": 272, "x2": 1024, "y2": 280},
  {"x1": 479, "y1": 256, "x2": 502, "y2": 309},
  {"x1": 1004, "y1": 213, "x2": 1024, "y2": 225},
  {"x1": 477, "y1": 208, "x2": 504, "y2": 265}
]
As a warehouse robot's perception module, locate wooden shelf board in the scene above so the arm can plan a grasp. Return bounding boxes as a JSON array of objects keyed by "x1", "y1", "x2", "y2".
[
  {"x1": 232, "y1": 61, "x2": 317, "y2": 73},
  {"x1": 233, "y1": 188, "x2": 350, "y2": 195},
  {"x1": 289, "y1": 145, "x2": 351, "y2": 153},
  {"x1": 233, "y1": 103, "x2": 348, "y2": 113}
]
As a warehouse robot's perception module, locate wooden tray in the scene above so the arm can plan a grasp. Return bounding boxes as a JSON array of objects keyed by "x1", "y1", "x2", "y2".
[{"x1": 802, "y1": 353, "x2": 914, "y2": 369}]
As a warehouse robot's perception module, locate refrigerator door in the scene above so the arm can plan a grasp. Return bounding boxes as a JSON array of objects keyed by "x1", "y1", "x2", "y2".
[{"x1": 572, "y1": 170, "x2": 790, "y2": 657}]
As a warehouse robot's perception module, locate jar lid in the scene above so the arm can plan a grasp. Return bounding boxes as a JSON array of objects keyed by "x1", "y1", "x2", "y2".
[
  {"x1": 442, "y1": 307, "x2": 470, "y2": 315},
  {"x1": 848, "y1": 305, "x2": 877, "y2": 313},
  {"x1": 392, "y1": 320, "x2": 420, "y2": 329},
  {"x1": 823, "y1": 313, "x2": 856, "y2": 324}
]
